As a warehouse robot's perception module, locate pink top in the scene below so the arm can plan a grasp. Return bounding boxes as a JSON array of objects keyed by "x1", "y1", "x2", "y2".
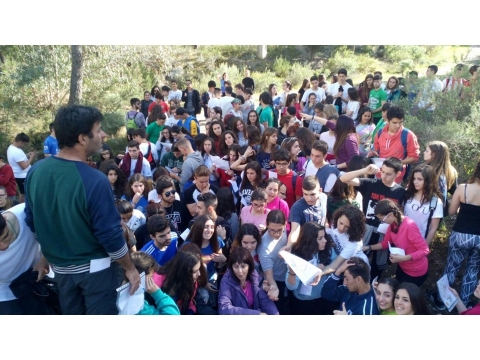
[
  {"x1": 242, "y1": 281, "x2": 254, "y2": 308},
  {"x1": 240, "y1": 206, "x2": 270, "y2": 231},
  {"x1": 267, "y1": 196, "x2": 290, "y2": 232},
  {"x1": 380, "y1": 217, "x2": 429, "y2": 277}
]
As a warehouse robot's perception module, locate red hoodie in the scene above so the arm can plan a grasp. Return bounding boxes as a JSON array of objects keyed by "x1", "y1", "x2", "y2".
[{"x1": 0, "y1": 163, "x2": 16, "y2": 196}]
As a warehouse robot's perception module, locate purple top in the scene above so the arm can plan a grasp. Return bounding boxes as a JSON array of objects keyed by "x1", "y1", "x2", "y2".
[{"x1": 326, "y1": 120, "x2": 359, "y2": 165}]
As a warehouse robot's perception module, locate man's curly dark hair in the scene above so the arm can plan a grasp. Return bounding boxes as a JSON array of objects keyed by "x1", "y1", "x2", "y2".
[{"x1": 332, "y1": 205, "x2": 366, "y2": 241}]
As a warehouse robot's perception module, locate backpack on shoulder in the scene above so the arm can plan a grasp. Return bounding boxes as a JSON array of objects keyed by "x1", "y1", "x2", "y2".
[{"x1": 126, "y1": 112, "x2": 139, "y2": 129}]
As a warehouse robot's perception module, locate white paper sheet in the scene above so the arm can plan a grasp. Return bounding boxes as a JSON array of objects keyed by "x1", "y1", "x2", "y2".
[
  {"x1": 279, "y1": 251, "x2": 322, "y2": 286},
  {"x1": 90, "y1": 257, "x2": 111, "y2": 273},
  {"x1": 372, "y1": 158, "x2": 386, "y2": 168},
  {"x1": 268, "y1": 171, "x2": 277, "y2": 179},
  {"x1": 388, "y1": 242, "x2": 405, "y2": 256},
  {"x1": 116, "y1": 272, "x2": 146, "y2": 315},
  {"x1": 211, "y1": 156, "x2": 230, "y2": 171},
  {"x1": 436, "y1": 274, "x2": 458, "y2": 312},
  {"x1": 180, "y1": 228, "x2": 190, "y2": 241}
]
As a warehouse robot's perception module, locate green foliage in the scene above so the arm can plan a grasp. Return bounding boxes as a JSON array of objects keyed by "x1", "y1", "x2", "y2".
[
  {"x1": 287, "y1": 62, "x2": 314, "y2": 89},
  {"x1": 251, "y1": 69, "x2": 278, "y2": 94},
  {"x1": 272, "y1": 56, "x2": 291, "y2": 78},
  {"x1": 323, "y1": 49, "x2": 379, "y2": 80},
  {"x1": 101, "y1": 110, "x2": 127, "y2": 137},
  {"x1": 268, "y1": 46, "x2": 302, "y2": 60}
]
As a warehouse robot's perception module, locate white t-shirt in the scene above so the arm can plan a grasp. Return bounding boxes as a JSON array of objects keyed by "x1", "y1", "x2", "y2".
[
  {"x1": 124, "y1": 209, "x2": 146, "y2": 232},
  {"x1": 346, "y1": 101, "x2": 360, "y2": 119},
  {"x1": 208, "y1": 98, "x2": 220, "y2": 111},
  {"x1": 168, "y1": 90, "x2": 182, "y2": 101},
  {"x1": 7, "y1": 144, "x2": 30, "y2": 178},
  {"x1": 219, "y1": 96, "x2": 234, "y2": 117},
  {"x1": 418, "y1": 78, "x2": 443, "y2": 111},
  {"x1": 319, "y1": 132, "x2": 336, "y2": 156},
  {"x1": 139, "y1": 141, "x2": 158, "y2": 162},
  {"x1": 165, "y1": 115, "x2": 177, "y2": 127},
  {"x1": 301, "y1": 88, "x2": 326, "y2": 104},
  {"x1": 327, "y1": 227, "x2": 369, "y2": 266},
  {"x1": 328, "y1": 82, "x2": 352, "y2": 103},
  {"x1": 403, "y1": 197, "x2": 443, "y2": 239}
]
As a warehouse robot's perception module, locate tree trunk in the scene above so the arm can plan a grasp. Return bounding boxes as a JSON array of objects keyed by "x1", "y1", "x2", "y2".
[{"x1": 68, "y1": 45, "x2": 83, "y2": 106}]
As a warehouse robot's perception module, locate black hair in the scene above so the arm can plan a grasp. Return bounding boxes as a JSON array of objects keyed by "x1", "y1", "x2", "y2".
[
  {"x1": 428, "y1": 65, "x2": 438, "y2": 74},
  {"x1": 344, "y1": 257, "x2": 370, "y2": 284},
  {"x1": 116, "y1": 199, "x2": 133, "y2": 214},
  {"x1": 382, "y1": 157, "x2": 403, "y2": 173},
  {"x1": 54, "y1": 106, "x2": 103, "y2": 149},
  {"x1": 147, "y1": 214, "x2": 170, "y2": 235},
  {"x1": 386, "y1": 105, "x2": 404, "y2": 121}
]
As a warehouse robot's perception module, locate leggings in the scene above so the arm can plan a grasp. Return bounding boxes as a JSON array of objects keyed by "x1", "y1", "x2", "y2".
[
  {"x1": 395, "y1": 265, "x2": 428, "y2": 287},
  {"x1": 444, "y1": 230, "x2": 480, "y2": 304}
]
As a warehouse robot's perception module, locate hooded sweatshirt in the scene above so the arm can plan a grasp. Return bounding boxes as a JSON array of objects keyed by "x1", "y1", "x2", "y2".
[
  {"x1": 218, "y1": 269, "x2": 279, "y2": 315},
  {"x1": 180, "y1": 151, "x2": 204, "y2": 189},
  {"x1": 373, "y1": 124, "x2": 419, "y2": 161},
  {"x1": 321, "y1": 273, "x2": 379, "y2": 315}
]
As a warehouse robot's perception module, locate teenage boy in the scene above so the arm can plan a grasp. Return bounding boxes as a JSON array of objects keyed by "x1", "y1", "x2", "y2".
[
  {"x1": 321, "y1": 257, "x2": 379, "y2": 315},
  {"x1": 181, "y1": 79, "x2": 201, "y2": 116},
  {"x1": 368, "y1": 74, "x2": 387, "y2": 125},
  {"x1": 242, "y1": 88, "x2": 255, "y2": 121},
  {"x1": 119, "y1": 140, "x2": 152, "y2": 180},
  {"x1": 43, "y1": 123, "x2": 59, "y2": 157},
  {"x1": 286, "y1": 175, "x2": 328, "y2": 250},
  {"x1": 300, "y1": 75, "x2": 326, "y2": 110},
  {"x1": 369, "y1": 105, "x2": 420, "y2": 184},
  {"x1": 188, "y1": 192, "x2": 231, "y2": 250},
  {"x1": 304, "y1": 140, "x2": 339, "y2": 193},
  {"x1": 140, "y1": 215, "x2": 179, "y2": 266},
  {"x1": 329, "y1": 68, "x2": 352, "y2": 113},
  {"x1": 268, "y1": 149, "x2": 303, "y2": 208},
  {"x1": 201, "y1": 80, "x2": 216, "y2": 118},
  {"x1": 168, "y1": 80, "x2": 182, "y2": 101},
  {"x1": 417, "y1": 65, "x2": 443, "y2": 114},
  {"x1": 133, "y1": 128, "x2": 158, "y2": 171},
  {"x1": 148, "y1": 94, "x2": 169, "y2": 116},
  {"x1": 183, "y1": 165, "x2": 219, "y2": 216},
  {"x1": 208, "y1": 88, "x2": 222, "y2": 117},
  {"x1": 126, "y1": 98, "x2": 147, "y2": 129},
  {"x1": 340, "y1": 157, "x2": 406, "y2": 279},
  {"x1": 155, "y1": 179, "x2": 192, "y2": 237},
  {"x1": 7, "y1": 133, "x2": 37, "y2": 203},
  {"x1": 257, "y1": 92, "x2": 274, "y2": 128},
  {"x1": 176, "y1": 107, "x2": 199, "y2": 136},
  {"x1": 175, "y1": 138, "x2": 203, "y2": 192}
]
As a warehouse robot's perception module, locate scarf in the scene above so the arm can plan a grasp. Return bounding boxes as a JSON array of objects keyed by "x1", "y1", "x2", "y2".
[{"x1": 120, "y1": 151, "x2": 144, "y2": 178}]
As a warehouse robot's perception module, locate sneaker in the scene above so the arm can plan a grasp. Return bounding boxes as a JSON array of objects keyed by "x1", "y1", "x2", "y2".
[{"x1": 428, "y1": 291, "x2": 446, "y2": 311}]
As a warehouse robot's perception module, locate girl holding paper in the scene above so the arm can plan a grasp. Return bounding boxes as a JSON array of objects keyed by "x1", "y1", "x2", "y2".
[
  {"x1": 286, "y1": 222, "x2": 337, "y2": 315},
  {"x1": 365, "y1": 199, "x2": 430, "y2": 287}
]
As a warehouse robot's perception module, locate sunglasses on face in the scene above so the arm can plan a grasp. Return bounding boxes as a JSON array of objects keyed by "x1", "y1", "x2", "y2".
[{"x1": 165, "y1": 190, "x2": 176, "y2": 197}]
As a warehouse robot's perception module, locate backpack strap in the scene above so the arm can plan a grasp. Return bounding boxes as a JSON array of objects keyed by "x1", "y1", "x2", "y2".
[
  {"x1": 400, "y1": 128, "x2": 409, "y2": 159},
  {"x1": 425, "y1": 195, "x2": 438, "y2": 238}
]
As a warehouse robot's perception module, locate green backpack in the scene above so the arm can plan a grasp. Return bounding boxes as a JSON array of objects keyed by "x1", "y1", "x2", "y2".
[{"x1": 126, "y1": 112, "x2": 138, "y2": 129}]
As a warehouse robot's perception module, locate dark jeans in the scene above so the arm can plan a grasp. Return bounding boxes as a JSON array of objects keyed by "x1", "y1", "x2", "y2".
[
  {"x1": 290, "y1": 295, "x2": 338, "y2": 315},
  {"x1": 396, "y1": 265, "x2": 428, "y2": 287},
  {"x1": 55, "y1": 262, "x2": 124, "y2": 315}
]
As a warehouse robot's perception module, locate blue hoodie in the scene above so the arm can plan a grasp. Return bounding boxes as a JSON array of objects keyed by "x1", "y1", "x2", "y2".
[{"x1": 321, "y1": 274, "x2": 379, "y2": 315}]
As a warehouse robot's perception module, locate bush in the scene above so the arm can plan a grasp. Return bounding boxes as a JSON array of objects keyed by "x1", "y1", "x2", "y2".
[
  {"x1": 288, "y1": 62, "x2": 313, "y2": 89},
  {"x1": 272, "y1": 56, "x2": 291, "y2": 78}
]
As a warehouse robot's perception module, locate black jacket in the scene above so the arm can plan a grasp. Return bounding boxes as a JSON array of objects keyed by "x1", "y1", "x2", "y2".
[{"x1": 181, "y1": 89, "x2": 201, "y2": 114}]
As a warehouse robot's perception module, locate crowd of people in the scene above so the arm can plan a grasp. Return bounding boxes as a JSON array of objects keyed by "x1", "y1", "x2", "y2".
[{"x1": 1, "y1": 64, "x2": 479, "y2": 316}]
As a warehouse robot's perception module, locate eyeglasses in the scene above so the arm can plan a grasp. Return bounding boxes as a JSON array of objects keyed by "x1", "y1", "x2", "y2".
[
  {"x1": 251, "y1": 203, "x2": 265, "y2": 208},
  {"x1": 268, "y1": 228, "x2": 284, "y2": 235},
  {"x1": 275, "y1": 163, "x2": 289, "y2": 168},
  {"x1": 379, "y1": 213, "x2": 390, "y2": 223},
  {"x1": 164, "y1": 190, "x2": 176, "y2": 197}
]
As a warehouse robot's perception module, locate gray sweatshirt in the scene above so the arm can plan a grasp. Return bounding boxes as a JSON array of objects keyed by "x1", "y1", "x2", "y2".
[{"x1": 180, "y1": 151, "x2": 204, "y2": 189}]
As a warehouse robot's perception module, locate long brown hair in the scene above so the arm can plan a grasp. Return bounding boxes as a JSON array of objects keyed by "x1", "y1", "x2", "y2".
[
  {"x1": 260, "y1": 127, "x2": 278, "y2": 153},
  {"x1": 425, "y1": 141, "x2": 457, "y2": 189},
  {"x1": 333, "y1": 115, "x2": 358, "y2": 158},
  {"x1": 405, "y1": 165, "x2": 442, "y2": 204}
]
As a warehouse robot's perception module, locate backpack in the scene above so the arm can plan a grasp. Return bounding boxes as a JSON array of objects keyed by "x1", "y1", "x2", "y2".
[
  {"x1": 145, "y1": 143, "x2": 156, "y2": 170},
  {"x1": 258, "y1": 105, "x2": 278, "y2": 128},
  {"x1": 126, "y1": 112, "x2": 138, "y2": 129},
  {"x1": 443, "y1": 77, "x2": 468, "y2": 94},
  {"x1": 425, "y1": 195, "x2": 438, "y2": 238},
  {"x1": 377, "y1": 127, "x2": 410, "y2": 180}
]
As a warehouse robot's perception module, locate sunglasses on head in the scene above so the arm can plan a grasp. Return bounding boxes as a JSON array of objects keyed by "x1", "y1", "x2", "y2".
[{"x1": 165, "y1": 190, "x2": 176, "y2": 197}]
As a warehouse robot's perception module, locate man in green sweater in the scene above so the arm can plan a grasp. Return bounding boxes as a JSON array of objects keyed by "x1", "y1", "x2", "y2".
[{"x1": 25, "y1": 105, "x2": 140, "y2": 315}]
